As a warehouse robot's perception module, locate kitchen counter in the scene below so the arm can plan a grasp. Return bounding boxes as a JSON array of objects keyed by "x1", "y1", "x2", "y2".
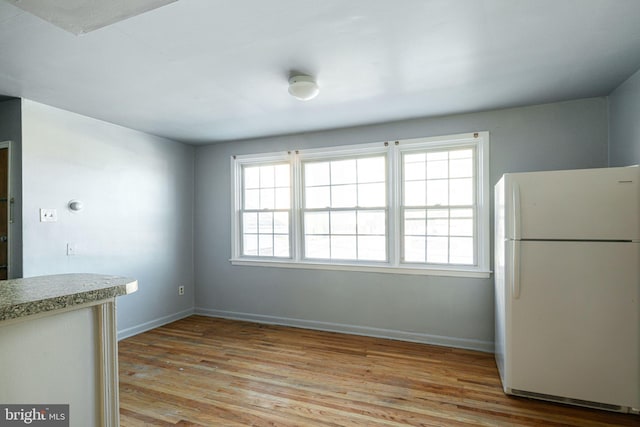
[
  {"x1": 0, "y1": 273, "x2": 137, "y2": 321},
  {"x1": 0, "y1": 273, "x2": 138, "y2": 427}
]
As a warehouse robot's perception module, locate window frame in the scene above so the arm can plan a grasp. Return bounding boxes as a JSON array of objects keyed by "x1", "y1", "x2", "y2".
[{"x1": 230, "y1": 132, "x2": 490, "y2": 278}]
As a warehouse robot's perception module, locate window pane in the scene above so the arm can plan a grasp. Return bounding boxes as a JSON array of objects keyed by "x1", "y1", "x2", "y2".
[
  {"x1": 243, "y1": 212, "x2": 258, "y2": 234},
  {"x1": 259, "y1": 234, "x2": 273, "y2": 256},
  {"x1": 404, "y1": 209, "x2": 426, "y2": 235},
  {"x1": 405, "y1": 219, "x2": 425, "y2": 235},
  {"x1": 404, "y1": 153, "x2": 425, "y2": 163},
  {"x1": 258, "y1": 212, "x2": 273, "y2": 234},
  {"x1": 306, "y1": 235, "x2": 330, "y2": 259},
  {"x1": 275, "y1": 164, "x2": 290, "y2": 187},
  {"x1": 331, "y1": 159, "x2": 357, "y2": 185},
  {"x1": 274, "y1": 235, "x2": 290, "y2": 258},
  {"x1": 450, "y1": 158, "x2": 472, "y2": 178},
  {"x1": 260, "y1": 165, "x2": 275, "y2": 187},
  {"x1": 305, "y1": 162, "x2": 330, "y2": 187},
  {"x1": 358, "y1": 183, "x2": 385, "y2": 207},
  {"x1": 244, "y1": 189, "x2": 259, "y2": 210},
  {"x1": 357, "y1": 211, "x2": 386, "y2": 235},
  {"x1": 427, "y1": 151, "x2": 448, "y2": 161},
  {"x1": 427, "y1": 218, "x2": 448, "y2": 236},
  {"x1": 450, "y1": 218, "x2": 473, "y2": 236},
  {"x1": 404, "y1": 236, "x2": 425, "y2": 262},
  {"x1": 450, "y1": 149, "x2": 473, "y2": 159},
  {"x1": 330, "y1": 211, "x2": 356, "y2": 235},
  {"x1": 275, "y1": 188, "x2": 290, "y2": 209},
  {"x1": 260, "y1": 188, "x2": 275, "y2": 209},
  {"x1": 404, "y1": 181, "x2": 426, "y2": 206},
  {"x1": 305, "y1": 212, "x2": 329, "y2": 235},
  {"x1": 243, "y1": 234, "x2": 258, "y2": 256},
  {"x1": 331, "y1": 236, "x2": 357, "y2": 259},
  {"x1": 274, "y1": 212, "x2": 289, "y2": 234},
  {"x1": 450, "y1": 178, "x2": 473, "y2": 205},
  {"x1": 305, "y1": 186, "x2": 330, "y2": 208},
  {"x1": 426, "y1": 180, "x2": 448, "y2": 206},
  {"x1": 357, "y1": 157, "x2": 385, "y2": 183},
  {"x1": 404, "y1": 161, "x2": 425, "y2": 181},
  {"x1": 244, "y1": 167, "x2": 260, "y2": 189},
  {"x1": 358, "y1": 236, "x2": 386, "y2": 261},
  {"x1": 331, "y1": 184, "x2": 357, "y2": 208},
  {"x1": 426, "y1": 159, "x2": 448, "y2": 179},
  {"x1": 426, "y1": 236, "x2": 448, "y2": 263},
  {"x1": 450, "y1": 237, "x2": 473, "y2": 264}
]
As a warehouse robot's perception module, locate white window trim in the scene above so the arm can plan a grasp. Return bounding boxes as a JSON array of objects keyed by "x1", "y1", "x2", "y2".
[{"x1": 230, "y1": 132, "x2": 491, "y2": 278}]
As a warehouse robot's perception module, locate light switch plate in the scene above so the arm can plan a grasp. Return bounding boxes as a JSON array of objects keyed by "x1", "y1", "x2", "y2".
[
  {"x1": 40, "y1": 208, "x2": 57, "y2": 222},
  {"x1": 66, "y1": 243, "x2": 77, "y2": 256}
]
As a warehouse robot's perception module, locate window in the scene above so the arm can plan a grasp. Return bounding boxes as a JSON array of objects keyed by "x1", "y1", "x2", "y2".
[
  {"x1": 402, "y1": 147, "x2": 476, "y2": 265},
  {"x1": 231, "y1": 132, "x2": 490, "y2": 278},
  {"x1": 303, "y1": 155, "x2": 387, "y2": 261},
  {"x1": 241, "y1": 163, "x2": 291, "y2": 258}
]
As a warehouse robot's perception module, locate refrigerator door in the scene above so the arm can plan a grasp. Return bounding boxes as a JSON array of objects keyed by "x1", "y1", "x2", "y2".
[
  {"x1": 503, "y1": 166, "x2": 639, "y2": 241},
  {"x1": 505, "y1": 240, "x2": 640, "y2": 409}
]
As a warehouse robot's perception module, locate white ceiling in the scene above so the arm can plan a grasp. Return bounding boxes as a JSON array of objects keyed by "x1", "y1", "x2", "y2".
[{"x1": 1, "y1": 0, "x2": 640, "y2": 144}]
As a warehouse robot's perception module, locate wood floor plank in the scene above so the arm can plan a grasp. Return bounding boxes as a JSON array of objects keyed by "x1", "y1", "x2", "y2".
[{"x1": 119, "y1": 316, "x2": 638, "y2": 426}]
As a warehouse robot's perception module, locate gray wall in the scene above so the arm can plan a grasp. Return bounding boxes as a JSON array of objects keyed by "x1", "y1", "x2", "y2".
[
  {"x1": 0, "y1": 99, "x2": 22, "y2": 279},
  {"x1": 194, "y1": 97, "x2": 609, "y2": 351},
  {"x1": 20, "y1": 100, "x2": 195, "y2": 338},
  {"x1": 609, "y1": 68, "x2": 640, "y2": 166}
]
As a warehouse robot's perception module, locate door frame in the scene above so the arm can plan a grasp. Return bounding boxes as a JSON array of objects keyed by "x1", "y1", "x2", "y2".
[{"x1": 0, "y1": 140, "x2": 11, "y2": 279}]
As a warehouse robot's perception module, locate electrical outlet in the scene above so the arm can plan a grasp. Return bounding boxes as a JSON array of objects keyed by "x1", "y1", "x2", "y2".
[{"x1": 178, "y1": 286, "x2": 185, "y2": 296}]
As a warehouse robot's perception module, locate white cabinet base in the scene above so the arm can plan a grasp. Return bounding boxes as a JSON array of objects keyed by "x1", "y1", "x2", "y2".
[{"x1": 0, "y1": 299, "x2": 120, "y2": 427}]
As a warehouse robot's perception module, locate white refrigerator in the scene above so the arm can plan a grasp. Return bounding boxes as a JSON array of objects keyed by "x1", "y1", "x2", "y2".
[{"x1": 494, "y1": 165, "x2": 640, "y2": 413}]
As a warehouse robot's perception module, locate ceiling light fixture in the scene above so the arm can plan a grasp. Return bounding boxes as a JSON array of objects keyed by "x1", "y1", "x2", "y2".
[{"x1": 288, "y1": 75, "x2": 319, "y2": 101}]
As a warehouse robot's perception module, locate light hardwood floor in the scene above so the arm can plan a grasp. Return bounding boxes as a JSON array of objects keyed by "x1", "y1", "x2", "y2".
[{"x1": 118, "y1": 316, "x2": 637, "y2": 426}]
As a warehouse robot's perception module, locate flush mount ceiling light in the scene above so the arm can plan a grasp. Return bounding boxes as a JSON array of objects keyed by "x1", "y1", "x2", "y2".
[
  {"x1": 288, "y1": 75, "x2": 319, "y2": 101},
  {"x1": 6, "y1": 0, "x2": 178, "y2": 35}
]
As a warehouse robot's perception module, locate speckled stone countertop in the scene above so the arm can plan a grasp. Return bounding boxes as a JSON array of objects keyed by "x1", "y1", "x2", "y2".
[{"x1": 0, "y1": 273, "x2": 138, "y2": 322}]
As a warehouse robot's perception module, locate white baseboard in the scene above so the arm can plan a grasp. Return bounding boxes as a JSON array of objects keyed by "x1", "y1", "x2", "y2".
[
  {"x1": 194, "y1": 307, "x2": 494, "y2": 353},
  {"x1": 117, "y1": 308, "x2": 195, "y2": 341}
]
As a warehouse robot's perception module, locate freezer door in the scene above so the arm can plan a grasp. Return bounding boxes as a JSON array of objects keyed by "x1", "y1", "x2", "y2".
[
  {"x1": 503, "y1": 166, "x2": 639, "y2": 241},
  {"x1": 506, "y1": 241, "x2": 640, "y2": 408}
]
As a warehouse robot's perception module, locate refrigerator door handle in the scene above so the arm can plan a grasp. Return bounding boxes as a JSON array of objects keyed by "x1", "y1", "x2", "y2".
[
  {"x1": 512, "y1": 240, "x2": 521, "y2": 299},
  {"x1": 512, "y1": 182, "x2": 521, "y2": 240}
]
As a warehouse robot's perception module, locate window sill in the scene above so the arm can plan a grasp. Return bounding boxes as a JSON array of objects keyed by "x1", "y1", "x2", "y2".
[{"x1": 229, "y1": 258, "x2": 492, "y2": 278}]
